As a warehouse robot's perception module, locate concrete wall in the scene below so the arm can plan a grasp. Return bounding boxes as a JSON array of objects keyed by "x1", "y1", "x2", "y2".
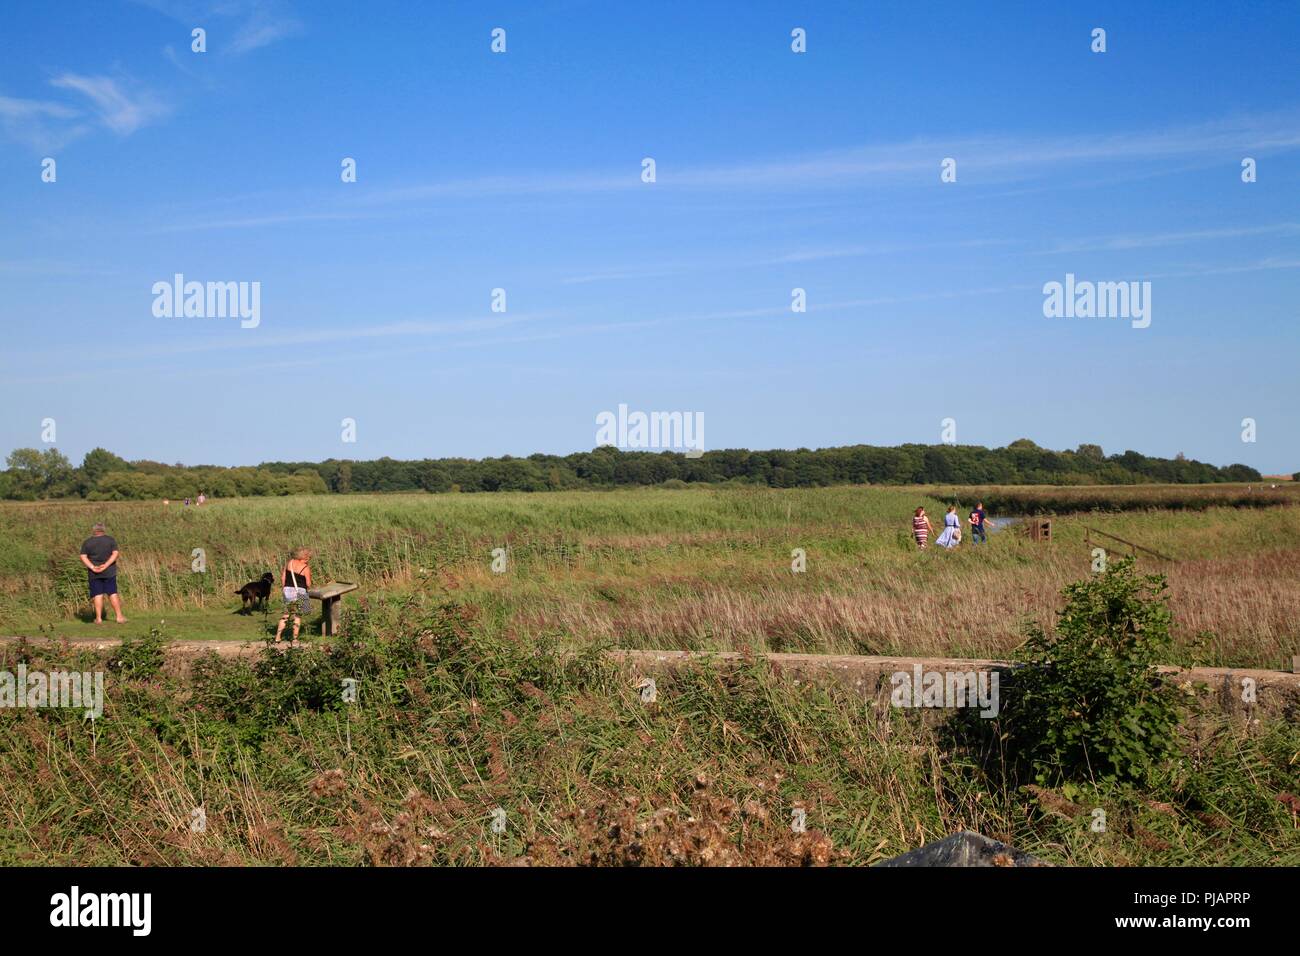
[
  {"x1": 3, "y1": 637, "x2": 1296, "y2": 721},
  {"x1": 610, "y1": 650, "x2": 1300, "y2": 722}
]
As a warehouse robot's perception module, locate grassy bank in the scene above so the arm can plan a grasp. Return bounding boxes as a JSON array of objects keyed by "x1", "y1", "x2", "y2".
[
  {"x1": 1, "y1": 485, "x2": 1297, "y2": 668},
  {"x1": 2, "y1": 595, "x2": 1296, "y2": 866}
]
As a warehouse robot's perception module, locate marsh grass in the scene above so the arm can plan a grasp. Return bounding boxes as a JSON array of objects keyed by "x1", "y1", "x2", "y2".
[
  {"x1": 0, "y1": 594, "x2": 1295, "y2": 866},
  {"x1": 2, "y1": 485, "x2": 1297, "y2": 668}
]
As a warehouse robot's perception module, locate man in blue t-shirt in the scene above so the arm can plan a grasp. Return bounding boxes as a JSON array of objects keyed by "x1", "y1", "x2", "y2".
[
  {"x1": 968, "y1": 502, "x2": 990, "y2": 545},
  {"x1": 79, "y1": 523, "x2": 126, "y2": 623}
]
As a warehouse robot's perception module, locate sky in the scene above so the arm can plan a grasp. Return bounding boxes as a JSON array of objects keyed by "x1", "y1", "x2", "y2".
[{"x1": 1, "y1": 0, "x2": 1298, "y2": 473}]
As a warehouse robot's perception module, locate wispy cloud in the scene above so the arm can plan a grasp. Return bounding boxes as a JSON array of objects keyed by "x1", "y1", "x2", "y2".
[
  {"x1": 0, "y1": 93, "x2": 87, "y2": 150},
  {"x1": 562, "y1": 262, "x2": 721, "y2": 285},
  {"x1": 0, "y1": 95, "x2": 79, "y2": 121},
  {"x1": 1146, "y1": 256, "x2": 1300, "y2": 280},
  {"x1": 144, "y1": 210, "x2": 379, "y2": 234},
  {"x1": 655, "y1": 113, "x2": 1300, "y2": 191},
  {"x1": 162, "y1": 43, "x2": 212, "y2": 84},
  {"x1": 132, "y1": 0, "x2": 301, "y2": 54},
  {"x1": 1036, "y1": 222, "x2": 1300, "y2": 255},
  {"x1": 229, "y1": 6, "x2": 302, "y2": 53},
  {"x1": 0, "y1": 74, "x2": 165, "y2": 149},
  {"x1": 765, "y1": 238, "x2": 1017, "y2": 264},
  {"x1": 1, "y1": 313, "x2": 548, "y2": 372},
  {"x1": 0, "y1": 287, "x2": 1034, "y2": 387},
  {"x1": 561, "y1": 239, "x2": 1017, "y2": 285},
  {"x1": 49, "y1": 73, "x2": 168, "y2": 135},
  {"x1": 0, "y1": 2, "x2": 296, "y2": 150},
  {"x1": 143, "y1": 110, "x2": 1300, "y2": 236},
  {"x1": 0, "y1": 259, "x2": 117, "y2": 277}
]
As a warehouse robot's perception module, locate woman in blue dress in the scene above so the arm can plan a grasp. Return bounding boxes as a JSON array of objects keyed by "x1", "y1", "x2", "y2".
[{"x1": 935, "y1": 505, "x2": 962, "y2": 549}]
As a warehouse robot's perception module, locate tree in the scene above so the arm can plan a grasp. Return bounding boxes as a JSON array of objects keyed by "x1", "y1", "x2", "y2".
[
  {"x1": 922, "y1": 447, "x2": 955, "y2": 482},
  {"x1": 0, "y1": 442, "x2": 1263, "y2": 499},
  {"x1": 89, "y1": 471, "x2": 164, "y2": 500},
  {"x1": 82, "y1": 447, "x2": 130, "y2": 483},
  {"x1": 1076, "y1": 443, "x2": 1104, "y2": 462},
  {"x1": 4, "y1": 447, "x2": 75, "y2": 499},
  {"x1": 333, "y1": 461, "x2": 353, "y2": 494}
]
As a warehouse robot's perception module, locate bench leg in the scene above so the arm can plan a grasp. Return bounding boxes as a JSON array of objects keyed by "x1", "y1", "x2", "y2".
[{"x1": 323, "y1": 598, "x2": 341, "y2": 636}]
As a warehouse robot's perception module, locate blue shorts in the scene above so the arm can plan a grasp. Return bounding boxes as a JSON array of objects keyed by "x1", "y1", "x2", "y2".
[{"x1": 89, "y1": 576, "x2": 118, "y2": 598}]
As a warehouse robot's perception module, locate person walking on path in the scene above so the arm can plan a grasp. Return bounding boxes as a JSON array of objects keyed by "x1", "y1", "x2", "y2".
[
  {"x1": 79, "y1": 523, "x2": 126, "y2": 624},
  {"x1": 935, "y1": 505, "x2": 962, "y2": 549},
  {"x1": 274, "y1": 547, "x2": 313, "y2": 643},
  {"x1": 912, "y1": 507, "x2": 934, "y2": 549}
]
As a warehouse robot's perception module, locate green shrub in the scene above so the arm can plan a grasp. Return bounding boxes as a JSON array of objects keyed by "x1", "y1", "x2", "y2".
[
  {"x1": 107, "y1": 628, "x2": 169, "y2": 680},
  {"x1": 1005, "y1": 557, "x2": 1186, "y2": 785}
]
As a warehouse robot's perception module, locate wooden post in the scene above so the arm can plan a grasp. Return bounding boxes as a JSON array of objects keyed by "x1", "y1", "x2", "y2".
[{"x1": 1080, "y1": 525, "x2": 1174, "y2": 563}]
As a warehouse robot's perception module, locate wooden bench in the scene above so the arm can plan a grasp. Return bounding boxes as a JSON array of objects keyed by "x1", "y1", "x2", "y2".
[{"x1": 307, "y1": 581, "x2": 359, "y2": 636}]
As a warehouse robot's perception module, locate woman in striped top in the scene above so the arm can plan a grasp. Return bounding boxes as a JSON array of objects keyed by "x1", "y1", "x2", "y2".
[{"x1": 912, "y1": 507, "x2": 933, "y2": 549}]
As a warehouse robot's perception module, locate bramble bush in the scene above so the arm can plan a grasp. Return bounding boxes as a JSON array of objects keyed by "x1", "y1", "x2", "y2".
[{"x1": 1005, "y1": 557, "x2": 1186, "y2": 785}]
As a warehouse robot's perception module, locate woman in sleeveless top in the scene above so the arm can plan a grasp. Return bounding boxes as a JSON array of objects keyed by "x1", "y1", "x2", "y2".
[
  {"x1": 912, "y1": 507, "x2": 933, "y2": 549},
  {"x1": 275, "y1": 547, "x2": 313, "y2": 642}
]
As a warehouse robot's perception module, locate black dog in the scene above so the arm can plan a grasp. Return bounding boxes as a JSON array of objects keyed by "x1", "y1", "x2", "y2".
[{"x1": 235, "y1": 572, "x2": 275, "y2": 612}]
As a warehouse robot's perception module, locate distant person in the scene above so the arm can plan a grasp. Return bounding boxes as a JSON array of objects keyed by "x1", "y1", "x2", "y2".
[
  {"x1": 911, "y1": 507, "x2": 933, "y2": 549},
  {"x1": 969, "y1": 501, "x2": 990, "y2": 545},
  {"x1": 274, "y1": 547, "x2": 314, "y2": 643},
  {"x1": 184, "y1": 498, "x2": 191, "y2": 506},
  {"x1": 79, "y1": 523, "x2": 126, "y2": 624},
  {"x1": 197, "y1": 492, "x2": 206, "y2": 505},
  {"x1": 935, "y1": 505, "x2": 961, "y2": 549}
]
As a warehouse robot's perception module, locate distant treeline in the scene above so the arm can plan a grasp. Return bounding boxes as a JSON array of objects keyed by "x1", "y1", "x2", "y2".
[{"x1": 0, "y1": 440, "x2": 1271, "y2": 501}]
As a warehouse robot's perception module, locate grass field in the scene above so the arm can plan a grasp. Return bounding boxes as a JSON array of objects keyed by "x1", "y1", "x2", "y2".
[
  {"x1": 3, "y1": 484, "x2": 1297, "y2": 867},
  {"x1": 3, "y1": 601, "x2": 1296, "y2": 866},
  {"x1": 2, "y1": 483, "x2": 1298, "y2": 669}
]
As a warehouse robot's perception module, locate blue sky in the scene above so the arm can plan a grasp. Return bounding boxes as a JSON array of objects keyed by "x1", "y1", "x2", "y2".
[{"x1": 2, "y1": 0, "x2": 1298, "y2": 472}]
